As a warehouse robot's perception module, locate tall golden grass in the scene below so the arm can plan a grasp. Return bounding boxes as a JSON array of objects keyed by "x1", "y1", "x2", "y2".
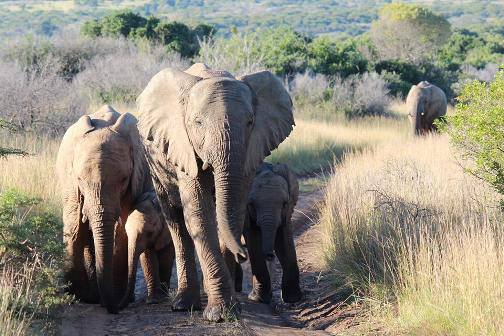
[
  {"x1": 320, "y1": 134, "x2": 503, "y2": 335},
  {"x1": 0, "y1": 133, "x2": 60, "y2": 210},
  {"x1": 268, "y1": 116, "x2": 409, "y2": 174}
]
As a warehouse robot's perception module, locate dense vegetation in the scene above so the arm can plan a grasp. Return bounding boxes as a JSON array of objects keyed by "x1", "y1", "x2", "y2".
[
  {"x1": 0, "y1": 1, "x2": 502, "y2": 334},
  {"x1": 1, "y1": 0, "x2": 503, "y2": 39}
]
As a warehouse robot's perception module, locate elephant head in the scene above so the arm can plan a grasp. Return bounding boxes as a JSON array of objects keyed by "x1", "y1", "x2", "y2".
[
  {"x1": 70, "y1": 106, "x2": 147, "y2": 313},
  {"x1": 137, "y1": 64, "x2": 294, "y2": 263},
  {"x1": 247, "y1": 163, "x2": 299, "y2": 261}
]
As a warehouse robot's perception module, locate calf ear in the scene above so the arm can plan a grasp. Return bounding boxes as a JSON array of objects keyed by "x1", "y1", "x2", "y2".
[{"x1": 272, "y1": 164, "x2": 299, "y2": 206}]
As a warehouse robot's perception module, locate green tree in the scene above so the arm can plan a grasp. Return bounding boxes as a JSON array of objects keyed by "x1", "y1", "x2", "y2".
[
  {"x1": 370, "y1": 3, "x2": 451, "y2": 64},
  {"x1": 307, "y1": 37, "x2": 368, "y2": 78},
  {"x1": 445, "y1": 67, "x2": 504, "y2": 199},
  {"x1": 257, "y1": 27, "x2": 309, "y2": 76}
]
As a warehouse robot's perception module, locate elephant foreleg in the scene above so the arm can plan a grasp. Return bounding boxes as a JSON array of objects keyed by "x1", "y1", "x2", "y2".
[
  {"x1": 140, "y1": 249, "x2": 163, "y2": 304},
  {"x1": 157, "y1": 243, "x2": 175, "y2": 293},
  {"x1": 244, "y1": 228, "x2": 272, "y2": 303},
  {"x1": 63, "y1": 190, "x2": 99, "y2": 303},
  {"x1": 275, "y1": 225, "x2": 302, "y2": 303},
  {"x1": 153, "y1": 177, "x2": 201, "y2": 311},
  {"x1": 113, "y1": 220, "x2": 129, "y2": 303},
  {"x1": 178, "y1": 173, "x2": 238, "y2": 322}
]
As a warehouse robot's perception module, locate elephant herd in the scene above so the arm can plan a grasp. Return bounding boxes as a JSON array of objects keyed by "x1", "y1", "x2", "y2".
[{"x1": 56, "y1": 63, "x2": 447, "y2": 322}]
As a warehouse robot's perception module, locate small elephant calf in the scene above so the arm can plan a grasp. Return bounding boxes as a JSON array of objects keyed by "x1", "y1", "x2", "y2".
[
  {"x1": 243, "y1": 162, "x2": 302, "y2": 304},
  {"x1": 120, "y1": 192, "x2": 175, "y2": 307}
]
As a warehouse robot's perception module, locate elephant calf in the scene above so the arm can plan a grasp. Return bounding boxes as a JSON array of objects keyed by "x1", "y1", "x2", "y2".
[
  {"x1": 121, "y1": 192, "x2": 175, "y2": 308},
  {"x1": 243, "y1": 162, "x2": 302, "y2": 304},
  {"x1": 406, "y1": 81, "x2": 447, "y2": 135}
]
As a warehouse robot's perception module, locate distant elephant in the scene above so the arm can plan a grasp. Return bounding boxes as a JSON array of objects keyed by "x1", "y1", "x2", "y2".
[
  {"x1": 137, "y1": 63, "x2": 294, "y2": 321},
  {"x1": 243, "y1": 163, "x2": 302, "y2": 304},
  {"x1": 56, "y1": 105, "x2": 154, "y2": 313},
  {"x1": 406, "y1": 81, "x2": 447, "y2": 135},
  {"x1": 120, "y1": 191, "x2": 175, "y2": 308}
]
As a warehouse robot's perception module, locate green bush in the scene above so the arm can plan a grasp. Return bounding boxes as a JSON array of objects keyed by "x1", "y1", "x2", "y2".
[
  {"x1": 307, "y1": 37, "x2": 368, "y2": 78},
  {"x1": 445, "y1": 67, "x2": 504, "y2": 201},
  {"x1": 81, "y1": 11, "x2": 214, "y2": 58},
  {"x1": 256, "y1": 27, "x2": 310, "y2": 76},
  {"x1": 0, "y1": 189, "x2": 70, "y2": 333}
]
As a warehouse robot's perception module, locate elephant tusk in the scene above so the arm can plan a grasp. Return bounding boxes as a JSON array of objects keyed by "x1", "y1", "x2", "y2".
[
  {"x1": 202, "y1": 160, "x2": 209, "y2": 171},
  {"x1": 421, "y1": 112, "x2": 425, "y2": 116}
]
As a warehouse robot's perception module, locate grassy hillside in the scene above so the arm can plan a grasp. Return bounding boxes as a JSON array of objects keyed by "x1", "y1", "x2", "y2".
[{"x1": 1, "y1": 0, "x2": 503, "y2": 37}]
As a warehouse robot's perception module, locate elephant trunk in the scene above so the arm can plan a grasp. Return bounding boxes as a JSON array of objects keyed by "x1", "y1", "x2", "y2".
[
  {"x1": 213, "y1": 155, "x2": 248, "y2": 264},
  {"x1": 257, "y1": 209, "x2": 278, "y2": 261},
  {"x1": 120, "y1": 236, "x2": 141, "y2": 309},
  {"x1": 89, "y1": 207, "x2": 119, "y2": 314},
  {"x1": 411, "y1": 98, "x2": 423, "y2": 135}
]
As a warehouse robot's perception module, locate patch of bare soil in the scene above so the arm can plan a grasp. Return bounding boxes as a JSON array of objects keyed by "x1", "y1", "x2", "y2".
[{"x1": 61, "y1": 182, "x2": 352, "y2": 335}]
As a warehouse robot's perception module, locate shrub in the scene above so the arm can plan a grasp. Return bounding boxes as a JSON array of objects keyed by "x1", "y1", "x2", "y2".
[
  {"x1": 0, "y1": 60, "x2": 84, "y2": 135},
  {"x1": 288, "y1": 72, "x2": 330, "y2": 106},
  {"x1": 0, "y1": 189, "x2": 71, "y2": 334},
  {"x1": 81, "y1": 11, "x2": 214, "y2": 58},
  {"x1": 74, "y1": 45, "x2": 188, "y2": 106},
  {"x1": 444, "y1": 67, "x2": 504, "y2": 200},
  {"x1": 196, "y1": 33, "x2": 265, "y2": 76},
  {"x1": 256, "y1": 27, "x2": 310, "y2": 76},
  {"x1": 307, "y1": 37, "x2": 368, "y2": 78},
  {"x1": 332, "y1": 72, "x2": 391, "y2": 118}
]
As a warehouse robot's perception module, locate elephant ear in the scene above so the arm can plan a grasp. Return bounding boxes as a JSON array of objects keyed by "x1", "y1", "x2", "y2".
[
  {"x1": 111, "y1": 112, "x2": 149, "y2": 200},
  {"x1": 238, "y1": 71, "x2": 294, "y2": 176},
  {"x1": 272, "y1": 163, "x2": 299, "y2": 206},
  {"x1": 137, "y1": 68, "x2": 201, "y2": 178}
]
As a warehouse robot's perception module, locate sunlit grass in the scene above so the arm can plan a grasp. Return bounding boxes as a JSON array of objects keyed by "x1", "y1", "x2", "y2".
[
  {"x1": 0, "y1": 133, "x2": 61, "y2": 211},
  {"x1": 319, "y1": 134, "x2": 503, "y2": 335},
  {"x1": 268, "y1": 116, "x2": 409, "y2": 174}
]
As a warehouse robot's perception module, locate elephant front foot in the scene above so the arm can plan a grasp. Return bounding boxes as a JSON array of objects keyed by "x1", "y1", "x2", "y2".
[
  {"x1": 281, "y1": 286, "x2": 302, "y2": 303},
  {"x1": 203, "y1": 297, "x2": 241, "y2": 322},
  {"x1": 248, "y1": 287, "x2": 272, "y2": 304},
  {"x1": 146, "y1": 288, "x2": 168, "y2": 305},
  {"x1": 171, "y1": 289, "x2": 202, "y2": 311}
]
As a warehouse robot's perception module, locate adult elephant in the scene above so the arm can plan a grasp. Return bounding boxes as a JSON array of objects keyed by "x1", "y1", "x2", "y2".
[
  {"x1": 137, "y1": 63, "x2": 294, "y2": 321},
  {"x1": 406, "y1": 81, "x2": 447, "y2": 135},
  {"x1": 57, "y1": 105, "x2": 154, "y2": 313}
]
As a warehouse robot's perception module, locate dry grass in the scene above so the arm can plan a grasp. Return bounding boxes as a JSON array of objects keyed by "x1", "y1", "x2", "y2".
[
  {"x1": 0, "y1": 133, "x2": 60, "y2": 210},
  {"x1": 268, "y1": 116, "x2": 409, "y2": 174},
  {"x1": 0, "y1": 263, "x2": 37, "y2": 336},
  {"x1": 320, "y1": 134, "x2": 503, "y2": 335}
]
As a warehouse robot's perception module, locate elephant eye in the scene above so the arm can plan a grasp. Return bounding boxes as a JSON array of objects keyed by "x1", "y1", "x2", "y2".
[
  {"x1": 247, "y1": 118, "x2": 254, "y2": 127},
  {"x1": 195, "y1": 119, "x2": 203, "y2": 126}
]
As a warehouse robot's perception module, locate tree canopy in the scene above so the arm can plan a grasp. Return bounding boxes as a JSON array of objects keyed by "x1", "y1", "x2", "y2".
[
  {"x1": 81, "y1": 11, "x2": 215, "y2": 58},
  {"x1": 370, "y1": 3, "x2": 451, "y2": 64}
]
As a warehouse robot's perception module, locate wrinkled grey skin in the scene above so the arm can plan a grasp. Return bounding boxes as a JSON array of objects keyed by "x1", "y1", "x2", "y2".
[
  {"x1": 406, "y1": 81, "x2": 447, "y2": 135},
  {"x1": 120, "y1": 191, "x2": 175, "y2": 308},
  {"x1": 242, "y1": 163, "x2": 302, "y2": 304},
  {"x1": 56, "y1": 105, "x2": 153, "y2": 313},
  {"x1": 137, "y1": 63, "x2": 294, "y2": 321}
]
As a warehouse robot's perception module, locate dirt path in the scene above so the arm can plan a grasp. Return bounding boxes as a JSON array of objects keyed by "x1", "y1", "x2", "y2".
[{"x1": 61, "y1": 185, "x2": 345, "y2": 336}]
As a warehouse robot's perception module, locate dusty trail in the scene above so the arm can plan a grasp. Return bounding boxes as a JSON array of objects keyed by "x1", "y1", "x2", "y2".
[{"x1": 61, "y1": 184, "x2": 345, "y2": 335}]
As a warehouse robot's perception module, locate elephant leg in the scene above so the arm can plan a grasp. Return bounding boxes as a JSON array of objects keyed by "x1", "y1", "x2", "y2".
[
  {"x1": 113, "y1": 220, "x2": 129, "y2": 303},
  {"x1": 275, "y1": 225, "x2": 302, "y2": 303},
  {"x1": 157, "y1": 244, "x2": 175, "y2": 293},
  {"x1": 178, "y1": 174, "x2": 238, "y2": 322},
  {"x1": 245, "y1": 228, "x2": 272, "y2": 303},
  {"x1": 63, "y1": 191, "x2": 99, "y2": 303},
  {"x1": 140, "y1": 249, "x2": 164, "y2": 304},
  {"x1": 234, "y1": 261, "x2": 243, "y2": 293}
]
